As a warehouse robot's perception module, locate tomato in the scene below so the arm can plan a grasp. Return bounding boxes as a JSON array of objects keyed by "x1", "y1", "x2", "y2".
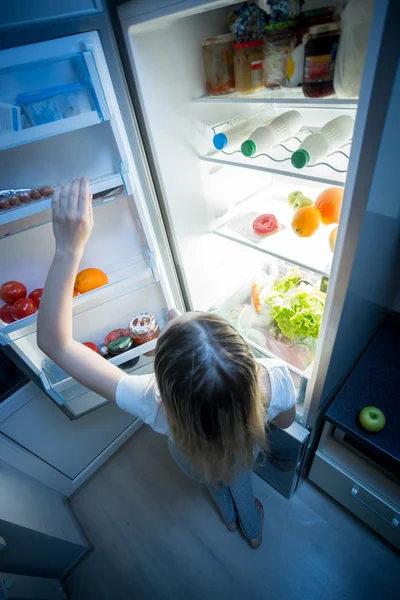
[
  {"x1": 10, "y1": 298, "x2": 37, "y2": 320},
  {"x1": 83, "y1": 342, "x2": 99, "y2": 353},
  {"x1": 0, "y1": 281, "x2": 26, "y2": 304},
  {"x1": 0, "y1": 304, "x2": 15, "y2": 324},
  {"x1": 28, "y1": 288, "x2": 43, "y2": 307}
]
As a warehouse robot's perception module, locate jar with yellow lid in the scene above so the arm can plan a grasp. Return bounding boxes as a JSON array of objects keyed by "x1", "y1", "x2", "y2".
[{"x1": 233, "y1": 40, "x2": 264, "y2": 94}]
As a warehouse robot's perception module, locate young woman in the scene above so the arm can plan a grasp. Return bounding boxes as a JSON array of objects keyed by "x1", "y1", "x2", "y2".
[{"x1": 37, "y1": 177, "x2": 296, "y2": 549}]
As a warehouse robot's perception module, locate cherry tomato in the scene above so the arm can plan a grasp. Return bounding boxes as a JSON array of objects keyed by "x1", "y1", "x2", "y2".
[
  {"x1": 0, "y1": 304, "x2": 15, "y2": 324},
  {"x1": 28, "y1": 288, "x2": 43, "y2": 307},
  {"x1": 83, "y1": 342, "x2": 99, "y2": 353},
  {"x1": 0, "y1": 281, "x2": 27, "y2": 304},
  {"x1": 10, "y1": 298, "x2": 37, "y2": 320}
]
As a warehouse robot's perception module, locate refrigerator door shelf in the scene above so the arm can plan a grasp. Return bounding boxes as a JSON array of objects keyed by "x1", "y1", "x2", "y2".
[
  {"x1": 42, "y1": 355, "x2": 155, "y2": 419},
  {"x1": 0, "y1": 171, "x2": 126, "y2": 233},
  {"x1": 194, "y1": 90, "x2": 359, "y2": 109},
  {"x1": 202, "y1": 122, "x2": 350, "y2": 187},
  {"x1": 0, "y1": 252, "x2": 157, "y2": 346},
  {"x1": 0, "y1": 51, "x2": 110, "y2": 152}
]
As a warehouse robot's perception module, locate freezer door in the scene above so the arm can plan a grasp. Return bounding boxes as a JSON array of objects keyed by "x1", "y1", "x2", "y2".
[{"x1": 0, "y1": 30, "x2": 184, "y2": 418}]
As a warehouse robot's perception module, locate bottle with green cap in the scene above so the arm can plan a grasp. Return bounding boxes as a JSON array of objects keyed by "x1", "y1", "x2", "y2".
[
  {"x1": 241, "y1": 110, "x2": 302, "y2": 158},
  {"x1": 212, "y1": 108, "x2": 273, "y2": 151},
  {"x1": 291, "y1": 115, "x2": 354, "y2": 169}
]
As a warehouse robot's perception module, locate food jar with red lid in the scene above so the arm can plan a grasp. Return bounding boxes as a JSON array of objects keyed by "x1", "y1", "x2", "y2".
[{"x1": 233, "y1": 40, "x2": 264, "y2": 94}]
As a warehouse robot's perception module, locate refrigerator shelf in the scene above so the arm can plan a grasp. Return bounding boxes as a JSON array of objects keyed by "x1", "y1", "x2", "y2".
[
  {"x1": 42, "y1": 355, "x2": 154, "y2": 417},
  {"x1": 194, "y1": 89, "x2": 358, "y2": 109},
  {"x1": 0, "y1": 110, "x2": 102, "y2": 151},
  {"x1": 212, "y1": 185, "x2": 334, "y2": 277},
  {"x1": 0, "y1": 252, "x2": 157, "y2": 345},
  {"x1": 0, "y1": 171, "x2": 126, "y2": 234},
  {"x1": 41, "y1": 351, "x2": 156, "y2": 408},
  {"x1": 201, "y1": 124, "x2": 350, "y2": 186}
]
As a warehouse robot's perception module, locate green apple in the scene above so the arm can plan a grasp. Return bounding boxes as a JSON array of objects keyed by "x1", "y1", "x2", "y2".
[
  {"x1": 359, "y1": 406, "x2": 386, "y2": 432},
  {"x1": 293, "y1": 194, "x2": 313, "y2": 211},
  {"x1": 288, "y1": 190, "x2": 303, "y2": 206}
]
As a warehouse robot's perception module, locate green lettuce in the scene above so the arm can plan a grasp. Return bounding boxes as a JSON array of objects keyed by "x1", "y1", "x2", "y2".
[{"x1": 263, "y1": 270, "x2": 326, "y2": 342}]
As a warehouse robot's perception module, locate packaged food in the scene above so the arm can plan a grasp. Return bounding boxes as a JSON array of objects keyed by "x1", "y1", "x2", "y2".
[
  {"x1": 303, "y1": 23, "x2": 340, "y2": 98},
  {"x1": 228, "y1": 3, "x2": 267, "y2": 43},
  {"x1": 107, "y1": 335, "x2": 134, "y2": 356},
  {"x1": 104, "y1": 329, "x2": 130, "y2": 347},
  {"x1": 129, "y1": 313, "x2": 159, "y2": 346},
  {"x1": 233, "y1": 40, "x2": 264, "y2": 94},
  {"x1": 333, "y1": 0, "x2": 374, "y2": 99},
  {"x1": 203, "y1": 34, "x2": 235, "y2": 96},
  {"x1": 264, "y1": 24, "x2": 296, "y2": 88}
]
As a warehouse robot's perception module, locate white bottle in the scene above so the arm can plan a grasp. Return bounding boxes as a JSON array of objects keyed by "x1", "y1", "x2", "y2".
[
  {"x1": 213, "y1": 109, "x2": 273, "y2": 151},
  {"x1": 241, "y1": 110, "x2": 302, "y2": 157},
  {"x1": 291, "y1": 115, "x2": 354, "y2": 168}
]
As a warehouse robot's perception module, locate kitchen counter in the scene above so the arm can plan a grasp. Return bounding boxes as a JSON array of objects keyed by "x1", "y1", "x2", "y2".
[{"x1": 325, "y1": 315, "x2": 400, "y2": 471}]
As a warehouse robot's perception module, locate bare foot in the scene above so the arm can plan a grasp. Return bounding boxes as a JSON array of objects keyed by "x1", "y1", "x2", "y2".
[
  {"x1": 248, "y1": 499, "x2": 264, "y2": 549},
  {"x1": 226, "y1": 519, "x2": 238, "y2": 532}
]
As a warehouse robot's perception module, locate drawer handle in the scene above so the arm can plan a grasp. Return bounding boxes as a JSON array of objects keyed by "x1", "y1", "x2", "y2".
[{"x1": 351, "y1": 487, "x2": 399, "y2": 528}]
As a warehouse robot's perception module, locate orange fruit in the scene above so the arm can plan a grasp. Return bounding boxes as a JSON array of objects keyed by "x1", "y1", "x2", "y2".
[
  {"x1": 329, "y1": 226, "x2": 338, "y2": 253},
  {"x1": 73, "y1": 288, "x2": 78, "y2": 297},
  {"x1": 315, "y1": 187, "x2": 343, "y2": 225},
  {"x1": 292, "y1": 206, "x2": 322, "y2": 237},
  {"x1": 252, "y1": 283, "x2": 261, "y2": 312},
  {"x1": 75, "y1": 268, "x2": 108, "y2": 294}
]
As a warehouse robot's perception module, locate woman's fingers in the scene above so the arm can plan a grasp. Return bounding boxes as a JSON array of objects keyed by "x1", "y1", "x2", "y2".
[
  {"x1": 78, "y1": 176, "x2": 89, "y2": 217},
  {"x1": 52, "y1": 186, "x2": 61, "y2": 219},
  {"x1": 59, "y1": 180, "x2": 73, "y2": 216},
  {"x1": 68, "y1": 177, "x2": 81, "y2": 215}
]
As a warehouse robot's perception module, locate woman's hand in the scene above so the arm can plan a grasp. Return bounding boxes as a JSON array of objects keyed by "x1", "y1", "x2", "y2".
[{"x1": 52, "y1": 176, "x2": 93, "y2": 255}]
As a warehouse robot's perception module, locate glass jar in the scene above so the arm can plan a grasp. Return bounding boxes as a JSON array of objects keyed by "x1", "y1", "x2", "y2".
[
  {"x1": 129, "y1": 313, "x2": 160, "y2": 346},
  {"x1": 303, "y1": 22, "x2": 340, "y2": 98},
  {"x1": 233, "y1": 40, "x2": 264, "y2": 94},
  {"x1": 202, "y1": 34, "x2": 235, "y2": 96},
  {"x1": 264, "y1": 26, "x2": 296, "y2": 88}
]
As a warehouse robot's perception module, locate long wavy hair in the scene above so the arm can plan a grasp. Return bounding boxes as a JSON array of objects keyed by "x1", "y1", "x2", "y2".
[{"x1": 154, "y1": 312, "x2": 266, "y2": 484}]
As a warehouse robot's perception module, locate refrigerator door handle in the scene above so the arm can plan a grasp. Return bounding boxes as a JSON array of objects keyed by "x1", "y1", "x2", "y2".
[
  {"x1": 350, "y1": 487, "x2": 399, "y2": 528},
  {"x1": 82, "y1": 51, "x2": 111, "y2": 121}
]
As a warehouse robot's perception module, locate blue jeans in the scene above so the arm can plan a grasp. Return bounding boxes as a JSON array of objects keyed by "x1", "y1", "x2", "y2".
[{"x1": 168, "y1": 439, "x2": 261, "y2": 538}]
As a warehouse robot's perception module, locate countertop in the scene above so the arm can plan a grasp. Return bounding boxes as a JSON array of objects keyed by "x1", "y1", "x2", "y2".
[{"x1": 326, "y1": 316, "x2": 400, "y2": 469}]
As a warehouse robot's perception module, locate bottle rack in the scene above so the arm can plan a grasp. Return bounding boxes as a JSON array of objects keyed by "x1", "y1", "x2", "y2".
[{"x1": 201, "y1": 120, "x2": 352, "y2": 186}]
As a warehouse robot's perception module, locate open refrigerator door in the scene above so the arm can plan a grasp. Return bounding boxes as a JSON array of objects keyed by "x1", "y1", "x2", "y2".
[
  {"x1": 117, "y1": 0, "x2": 364, "y2": 427},
  {"x1": 0, "y1": 31, "x2": 182, "y2": 419}
]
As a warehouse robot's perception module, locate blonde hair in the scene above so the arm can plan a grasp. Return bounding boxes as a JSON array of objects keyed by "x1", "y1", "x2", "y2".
[{"x1": 154, "y1": 313, "x2": 266, "y2": 484}]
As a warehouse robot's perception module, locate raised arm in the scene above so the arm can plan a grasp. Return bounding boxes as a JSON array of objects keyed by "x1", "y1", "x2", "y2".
[{"x1": 37, "y1": 177, "x2": 124, "y2": 403}]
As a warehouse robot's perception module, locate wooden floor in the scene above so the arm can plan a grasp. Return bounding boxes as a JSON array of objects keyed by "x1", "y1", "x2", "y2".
[{"x1": 65, "y1": 427, "x2": 400, "y2": 600}]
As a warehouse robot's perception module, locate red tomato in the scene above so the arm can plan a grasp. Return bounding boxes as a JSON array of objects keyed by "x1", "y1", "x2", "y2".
[
  {"x1": 0, "y1": 304, "x2": 15, "y2": 324},
  {"x1": 28, "y1": 288, "x2": 43, "y2": 307},
  {"x1": 0, "y1": 281, "x2": 26, "y2": 304},
  {"x1": 10, "y1": 298, "x2": 37, "y2": 320},
  {"x1": 83, "y1": 342, "x2": 99, "y2": 353}
]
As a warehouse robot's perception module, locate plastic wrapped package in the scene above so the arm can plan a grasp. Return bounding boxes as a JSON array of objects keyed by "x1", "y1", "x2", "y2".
[
  {"x1": 333, "y1": 0, "x2": 374, "y2": 99},
  {"x1": 263, "y1": 25, "x2": 296, "y2": 88}
]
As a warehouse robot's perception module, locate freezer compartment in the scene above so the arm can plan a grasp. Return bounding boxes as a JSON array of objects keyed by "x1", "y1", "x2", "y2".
[
  {"x1": 211, "y1": 258, "x2": 324, "y2": 388},
  {"x1": 212, "y1": 179, "x2": 335, "y2": 277},
  {"x1": 0, "y1": 50, "x2": 109, "y2": 151},
  {"x1": 13, "y1": 280, "x2": 166, "y2": 406}
]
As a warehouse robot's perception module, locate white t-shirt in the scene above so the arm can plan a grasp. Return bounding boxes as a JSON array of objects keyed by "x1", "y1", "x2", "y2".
[{"x1": 116, "y1": 358, "x2": 296, "y2": 437}]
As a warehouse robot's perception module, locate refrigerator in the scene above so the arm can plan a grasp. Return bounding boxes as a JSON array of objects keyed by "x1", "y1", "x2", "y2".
[{"x1": 0, "y1": 0, "x2": 398, "y2": 496}]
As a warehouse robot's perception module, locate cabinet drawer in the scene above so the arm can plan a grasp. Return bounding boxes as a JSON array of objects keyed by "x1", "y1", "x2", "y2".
[{"x1": 310, "y1": 450, "x2": 400, "y2": 549}]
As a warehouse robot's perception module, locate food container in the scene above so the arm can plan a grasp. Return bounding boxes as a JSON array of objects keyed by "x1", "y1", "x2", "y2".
[
  {"x1": 233, "y1": 40, "x2": 264, "y2": 94},
  {"x1": 303, "y1": 22, "x2": 340, "y2": 98},
  {"x1": 203, "y1": 34, "x2": 235, "y2": 96},
  {"x1": 264, "y1": 25, "x2": 296, "y2": 88},
  {"x1": 129, "y1": 313, "x2": 160, "y2": 346}
]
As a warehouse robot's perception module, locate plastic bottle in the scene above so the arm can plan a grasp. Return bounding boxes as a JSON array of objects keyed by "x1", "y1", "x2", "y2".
[
  {"x1": 291, "y1": 115, "x2": 354, "y2": 168},
  {"x1": 213, "y1": 109, "x2": 273, "y2": 151},
  {"x1": 241, "y1": 110, "x2": 302, "y2": 157}
]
